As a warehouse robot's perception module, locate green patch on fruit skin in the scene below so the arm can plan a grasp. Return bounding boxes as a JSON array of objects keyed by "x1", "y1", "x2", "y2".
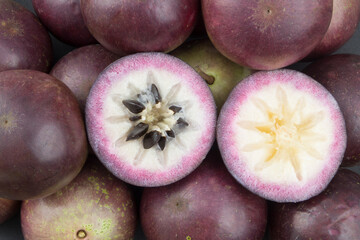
[
  {"x1": 186, "y1": 235, "x2": 192, "y2": 240},
  {"x1": 0, "y1": 112, "x2": 18, "y2": 134},
  {"x1": 92, "y1": 218, "x2": 114, "y2": 239},
  {"x1": 0, "y1": 18, "x2": 24, "y2": 39},
  {"x1": 84, "y1": 224, "x2": 93, "y2": 232},
  {"x1": 171, "y1": 39, "x2": 253, "y2": 110}
]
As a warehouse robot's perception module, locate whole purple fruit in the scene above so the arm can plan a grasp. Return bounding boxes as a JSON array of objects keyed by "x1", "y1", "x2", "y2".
[
  {"x1": 50, "y1": 44, "x2": 120, "y2": 112},
  {"x1": 140, "y1": 147, "x2": 268, "y2": 240},
  {"x1": 0, "y1": 0, "x2": 52, "y2": 72},
  {"x1": 201, "y1": 0, "x2": 333, "y2": 70},
  {"x1": 80, "y1": 0, "x2": 199, "y2": 55},
  {"x1": 269, "y1": 169, "x2": 360, "y2": 239},
  {"x1": 31, "y1": 0, "x2": 97, "y2": 46},
  {"x1": 303, "y1": 54, "x2": 360, "y2": 166},
  {"x1": 0, "y1": 70, "x2": 88, "y2": 200}
]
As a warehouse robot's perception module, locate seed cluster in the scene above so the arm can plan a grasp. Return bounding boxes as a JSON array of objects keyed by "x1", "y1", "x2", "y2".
[{"x1": 123, "y1": 84, "x2": 188, "y2": 151}]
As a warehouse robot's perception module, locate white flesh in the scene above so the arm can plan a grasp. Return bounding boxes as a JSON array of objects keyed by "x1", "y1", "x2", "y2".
[
  {"x1": 234, "y1": 83, "x2": 334, "y2": 186},
  {"x1": 102, "y1": 69, "x2": 205, "y2": 172}
]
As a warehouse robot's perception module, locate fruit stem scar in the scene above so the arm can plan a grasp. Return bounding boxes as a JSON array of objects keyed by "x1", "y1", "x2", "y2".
[
  {"x1": 193, "y1": 65, "x2": 215, "y2": 85},
  {"x1": 76, "y1": 229, "x2": 87, "y2": 238}
]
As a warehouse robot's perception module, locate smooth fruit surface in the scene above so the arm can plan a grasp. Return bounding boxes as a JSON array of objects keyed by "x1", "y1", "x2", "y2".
[
  {"x1": 50, "y1": 44, "x2": 120, "y2": 112},
  {"x1": 303, "y1": 54, "x2": 360, "y2": 166},
  {"x1": 80, "y1": 0, "x2": 199, "y2": 55},
  {"x1": 269, "y1": 169, "x2": 360, "y2": 239},
  {"x1": 31, "y1": 0, "x2": 97, "y2": 46},
  {"x1": 0, "y1": 70, "x2": 87, "y2": 200},
  {"x1": 171, "y1": 39, "x2": 254, "y2": 110},
  {"x1": 217, "y1": 69, "x2": 346, "y2": 202},
  {"x1": 140, "y1": 147, "x2": 268, "y2": 240},
  {"x1": 202, "y1": 0, "x2": 332, "y2": 70},
  {"x1": 86, "y1": 52, "x2": 216, "y2": 187},
  {"x1": 307, "y1": 0, "x2": 360, "y2": 59},
  {"x1": 21, "y1": 157, "x2": 137, "y2": 240},
  {"x1": 0, "y1": 0, "x2": 52, "y2": 72}
]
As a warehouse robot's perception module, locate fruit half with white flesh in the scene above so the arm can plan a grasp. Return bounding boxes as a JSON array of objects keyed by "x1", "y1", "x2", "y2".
[
  {"x1": 217, "y1": 70, "x2": 346, "y2": 202},
  {"x1": 86, "y1": 52, "x2": 216, "y2": 187}
]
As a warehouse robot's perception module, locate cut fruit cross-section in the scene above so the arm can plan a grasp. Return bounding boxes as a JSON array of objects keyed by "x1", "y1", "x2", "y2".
[
  {"x1": 86, "y1": 52, "x2": 216, "y2": 187},
  {"x1": 217, "y1": 70, "x2": 346, "y2": 202}
]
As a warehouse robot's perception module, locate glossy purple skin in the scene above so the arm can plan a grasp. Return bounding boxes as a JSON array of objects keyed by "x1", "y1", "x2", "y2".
[
  {"x1": 269, "y1": 169, "x2": 360, "y2": 240},
  {"x1": 50, "y1": 44, "x2": 120, "y2": 113},
  {"x1": 0, "y1": 70, "x2": 88, "y2": 200},
  {"x1": 140, "y1": 147, "x2": 268, "y2": 240},
  {"x1": 0, "y1": 0, "x2": 52, "y2": 72},
  {"x1": 202, "y1": 0, "x2": 332, "y2": 70},
  {"x1": 21, "y1": 157, "x2": 137, "y2": 240},
  {"x1": 307, "y1": 0, "x2": 360, "y2": 59},
  {"x1": 303, "y1": 54, "x2": 360, "y2": 166},
  {"x1": 80, "y1": 0, "x2": 199, "y2": 55},
  {"x1": 31, "y1": 0, "x2": 97, "y2": 47},
  {"x1": 0, "y1": 198, "x2": 20, "y2": 224}
]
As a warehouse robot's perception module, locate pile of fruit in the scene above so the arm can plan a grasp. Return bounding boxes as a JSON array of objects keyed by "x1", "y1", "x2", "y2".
[{"x1": 1, "y1": 0, "x2": 360, "y2": 239}]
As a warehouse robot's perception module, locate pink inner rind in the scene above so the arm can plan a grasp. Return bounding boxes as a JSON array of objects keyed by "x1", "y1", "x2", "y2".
[
  {"x1": 217, "y1": 69, "x2": 346, "y2": 202},
  {"x1": 86, "y1": 52, "x2": 216, "y2": 187}
]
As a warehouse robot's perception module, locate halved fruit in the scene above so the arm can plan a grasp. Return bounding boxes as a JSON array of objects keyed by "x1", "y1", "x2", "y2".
[
  {"x1": 217, "y1": 69, "x2": 346, "y2": 202},
  {"x1": 86, "y1": 52, "x2": 216, "y2": 187}
]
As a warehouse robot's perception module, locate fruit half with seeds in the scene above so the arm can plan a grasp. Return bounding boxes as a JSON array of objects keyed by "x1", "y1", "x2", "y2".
[
  {"x1": 86, "y1": 52, "x2": 216, "y2": 187},
  {"x1": 217, "y1": 70, "x2": 346, "y2": 202}
]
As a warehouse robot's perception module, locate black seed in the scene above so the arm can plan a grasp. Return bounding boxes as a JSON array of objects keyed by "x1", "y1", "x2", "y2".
[
  {"x1": 151, "y1": 84, "x2": 162, "y2": 104},
  {"x1": 158, "y1": 137, "x2": 166, "y2": 151},
  {"x1": 143, "y1": 131, "x2": 161, "y2": 149},
  {"x1": 166, "y1": 129, "x2": 175, "y2": 138},
  {"x1": 126, "y1": 123, "x2": 149, "y2": 141},
  {"x1": 169, "y1": 105, "x2": 182, "y2": 114},
  {"x1": 176, "y1": 118, "x2": 189, "y2": 128},
  {"x1": 129, "y1": 115, "x2": 141, "y2": 121},
  {"x1": 122, "y1": 100, "x2": 145, "y2": 114}
]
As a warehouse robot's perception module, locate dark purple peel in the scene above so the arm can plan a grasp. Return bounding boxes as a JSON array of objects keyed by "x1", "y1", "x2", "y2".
[
  {"x1": 50, "y1": 44, "x2": 120, "y2": 113},
  {"x1": 0, "y1": 70, "x2": 87, "y2": 200},
  {"x1": 0, "y1": 0, "x2": 52, "y2": 72},
  {"x1": 80, "y1": 0, "x2": 199, "y2": 54},
  {"x1": 303, "y1": 54, "x2": 360, "y2": 166},
  {"x1": 31, "y1": 0, "x2": 97, "y2": 46},
  {"x1": 201, "y1": 0, "x2": 333, "y2": 70},
  {"x1": 140, "y1": 147, "x2": 268, "y2": 240},
  {"x1": 269, "y1": 169, "x2": 360, "y2": 239}
]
